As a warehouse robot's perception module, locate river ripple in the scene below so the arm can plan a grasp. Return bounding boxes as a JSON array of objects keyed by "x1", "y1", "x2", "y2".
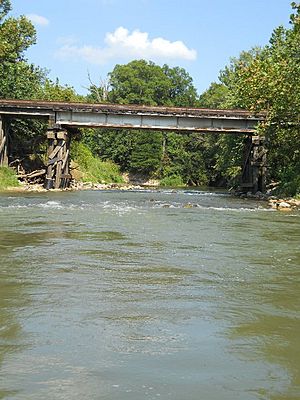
[{"x1": 0, "y1": 189, "x2": 299, "y2": 400}]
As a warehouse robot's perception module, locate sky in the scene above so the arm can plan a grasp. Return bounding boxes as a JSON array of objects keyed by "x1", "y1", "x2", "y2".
[{"x1": 11, "y1": 0, "x2": 293, "y2": 96}]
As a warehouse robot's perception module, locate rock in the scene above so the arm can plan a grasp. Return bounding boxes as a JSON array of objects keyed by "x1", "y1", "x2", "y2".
[
  {"x1": 288, "y1": 199, "x2": 300, "y2": 208},
  {"x1": 277, "y1": 201, "x2": 292, "y2": 211},
  {"x1": 254, "y1": 191, "x2": 267, "y2": 200},
  {"x1": 70, "y1": 161, "x2": 84, "y2": 181},
  {"x1": 246, "y1": 191, "x2": 256, "y2": 198}
]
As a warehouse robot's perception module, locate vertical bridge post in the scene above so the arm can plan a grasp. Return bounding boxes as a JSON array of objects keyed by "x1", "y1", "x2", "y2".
[
  {"x1": 45, "y1": 128, "x2": 71, "y2": 189},
  {"x1": 0, "y1": 115, "x2": 9, "y2": 167},
  {"x1": 241, "y1": 135, "x2": 267, "y2": 193}
]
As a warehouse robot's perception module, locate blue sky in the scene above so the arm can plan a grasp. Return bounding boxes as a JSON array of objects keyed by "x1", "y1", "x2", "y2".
[{"x1": 11, "y1": 0, "x2": 293, "y2": 96}]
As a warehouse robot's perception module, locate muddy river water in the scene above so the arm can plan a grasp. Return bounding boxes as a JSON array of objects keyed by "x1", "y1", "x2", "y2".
[{"x1": 0, "y1": 189, "x2": 299, "y2": 399}]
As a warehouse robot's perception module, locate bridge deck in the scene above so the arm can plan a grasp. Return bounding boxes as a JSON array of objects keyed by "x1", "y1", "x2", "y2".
[{"x1": 0, "y1": 99, "x2": 265, "y2": 134}]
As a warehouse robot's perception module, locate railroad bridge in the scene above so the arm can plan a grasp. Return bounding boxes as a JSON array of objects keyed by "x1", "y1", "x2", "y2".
[{"x1": 0, "y1": 100, "x2": 266, "y2": 192}]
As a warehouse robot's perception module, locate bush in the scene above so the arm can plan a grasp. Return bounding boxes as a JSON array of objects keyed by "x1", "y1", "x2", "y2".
[
  {"x1": 0, "y1": 167, "x2": 20, "y2": 190},
  {"x1": 70, "y1": 142, "x2": 124, "y2": 183},
  {"x1": 276, "y1": 166, "x2": 300, "y2": 197},
  {"x1": 160, "y1": 174, "x2": 185, "y2": 187}
]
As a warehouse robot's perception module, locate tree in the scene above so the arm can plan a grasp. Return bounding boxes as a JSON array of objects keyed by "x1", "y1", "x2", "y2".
[
  {"x1": 162, "y1": 64, "x2": 198, "y2": 107},
  {"x1": 195, "y1": 3, "x2": 300, "y2": 193},
  {"x1": 198, "y1": 82, "x2": 229, "y2": 109},
  {"x1": 214, "y1": 2, "x2": 300, "y2": 194},
  {"x1": 161, "y1": 133, "x2": 208, "y2": 186},
  {"x1": 0, "y1": 0, "x2": 41, "y2": 100},
  {"x1": 0, "y1": 1, "x2": 36, "y2": 62},
  {"x1": 0, "y1": 1, "x2": 85, "y2": 176},
  {"x1": 108, "y1": 59, "x2": 197, "y2": 107},
  {"x1": 88, "y1": 60, "x2": 201, "y2": 181},
  {"x1": 130, "y1": 131, "x2": 163, "y2": 174},
  {"x1": 109, "y1": 60, "x2": 171, "y2": 106}
]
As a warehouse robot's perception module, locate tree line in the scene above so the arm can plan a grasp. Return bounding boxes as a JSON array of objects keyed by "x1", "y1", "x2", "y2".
[{"x1": 0, "y1": 0, "x2": 299, "y2": 195}]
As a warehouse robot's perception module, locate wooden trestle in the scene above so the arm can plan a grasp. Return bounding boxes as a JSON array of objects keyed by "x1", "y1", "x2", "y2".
[
  {"x1": 0, "y1": 116, "x2": 9, "y2": 167},
  {"x1": 45, "y1": 129, "x2": 71, "y2": 189},
  {"x1": 241, "y1": 135, "x2": 267, "y2": 193}
]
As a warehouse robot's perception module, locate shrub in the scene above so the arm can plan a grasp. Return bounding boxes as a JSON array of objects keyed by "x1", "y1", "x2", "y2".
[
  {"x1": 160, "y1": 174, "x2": 185, "y2": 187},
  {"x1": 70, "y1": 142, "x2": 124, "y2": 183},
  {"x1": 0, "y1": 167, "x2": 20, "y2": 190}
]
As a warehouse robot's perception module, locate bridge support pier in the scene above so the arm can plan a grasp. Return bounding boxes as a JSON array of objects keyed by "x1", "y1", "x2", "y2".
[
  {"x1": 241, "y1": 135, "x2": 267, "y2": 193},
  {"x1": 45, "y1": 128, "x2": 71, "y2": 189},
  {"x1": 0, "y1": 116, "x2": 9, "y2": 167}
]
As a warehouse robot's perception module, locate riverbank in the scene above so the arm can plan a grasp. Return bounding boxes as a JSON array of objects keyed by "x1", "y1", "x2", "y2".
[{"x1": 234, "y1": 189, "x2": 300, "y2": 211}]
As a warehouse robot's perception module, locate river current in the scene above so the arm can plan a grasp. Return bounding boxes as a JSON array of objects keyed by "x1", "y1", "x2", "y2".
[{"x1": 0, "y1": 189, "x2": 299, "y2": 400}]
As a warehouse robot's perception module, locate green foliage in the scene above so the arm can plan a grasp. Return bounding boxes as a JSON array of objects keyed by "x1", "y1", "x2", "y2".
[
  {"x1": 82, "y1": 129, "x2": 136, "y2": 171},
  {"x1": 159, "y1": 133, "x2": 208, "y2": 186},
  {"x1": 193, "y1": 3, "x2": 300, "y2": 192},
  {"x1": 162, "y1": 64, "x2": 198, "y2": 107},
  {"x1": 108, "y1": 59, "x2": 197, "y2": 107},
  {"x1": 275, "y1": 165, "x2": 300, "y2": 197},
  {"x1": 0, "y1": 3, "x2": 42, "y2": 101},
  {"x1": 0, "y1": 1, "x2": 85, "y2": 176},
  {"x1": 0, "y1": 2, "x2": 36, "y2": 62},
  {"x1": 213, "y1": 3, "x2": 300, "y2": 193},
  {"x1": 160, "y1": 174, "x2": 185, "y2": 187},
  {"x1": 87, "y1": 60, "x2": 200, "y2": 182},
  {"x1": 40, "y1": 79, "x2": 84, "y2": 102},
  {"x1": 0, "y1": 61, "x2": 47, "y2": 99},
  {"x1": 0, "y1": 166, "x2": 19, "y2": 190},
  {"x1": 109, "y1": 60, "x2": 168, "y2": 105},
  {"x1": 71, "y1": 142, "x2": 124, "y2": 183},
  {"x1": 129, "y1": 131, "x2": 163, "y2": 174},
  {"x1": 0, "y1": 0, "x2": 11, "y2": 23},
  {"x1": 197, "y1": 82, "x2": 229, "y2": 109}
]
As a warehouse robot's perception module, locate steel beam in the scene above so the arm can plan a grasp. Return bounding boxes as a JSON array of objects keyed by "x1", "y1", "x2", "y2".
[{"x1": 0, "y1": 100, "x2": 265, "y2": 134}]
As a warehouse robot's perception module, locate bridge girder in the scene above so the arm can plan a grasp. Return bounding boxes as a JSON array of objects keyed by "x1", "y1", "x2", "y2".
[{"x1": 0, "y1": 100, "x2": 265, "y2": 134}]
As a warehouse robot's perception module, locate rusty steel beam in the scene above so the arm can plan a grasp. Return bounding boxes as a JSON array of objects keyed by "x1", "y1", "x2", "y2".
[{"x1": 0, "y1": 99, "x2": 266, "y2": 134}]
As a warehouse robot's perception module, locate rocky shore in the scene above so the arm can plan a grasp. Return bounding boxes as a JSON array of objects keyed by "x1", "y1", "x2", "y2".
[
  {"x1": 4, "y1": 180, "x2": 151, "y2": 193},
  {"x1": 235, "y1": 190, "x2": 300, "y2": 211},
  {"x1": 268, "y1": 197, "x2": 300, "y2": 211}
]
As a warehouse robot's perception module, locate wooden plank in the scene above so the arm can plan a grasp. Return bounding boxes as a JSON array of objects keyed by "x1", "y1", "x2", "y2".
[
  {"x1": 57, "y1": 131, "x2": 67, "y2": 140},
  {"x1": 54, "y1": 146, "x2": 63, "y2": 188},
  {"x1": 48, "y1": 140, "x2": 65, "y2": 160},
  {"x1": 18, "y1": 169, "x2": 46, "y2": 179},
  {"x1": 61, "y1": 149, "x2": 69, "y2": 171},
  {"x1": 1, "y1": 119, "x2": 8, "y2": 166},
  {"x1": 241, "y1": 182, "x2": 254, "y2": 188},
  {"x1": 0, "y1": 136, "x2": 6, "y2": 154},
  {"x1": 61, "y1": 173, "x2": 72, "y2": 179},
  {"x1": 47, "y1": 131, "x2": 56, "y2": 139},
  {"x1": 47, "y1": 157, "x2": 58, "y2": 166},
  {"x1": 0, "y1": 118, "x2": 2, "y2": 140}
]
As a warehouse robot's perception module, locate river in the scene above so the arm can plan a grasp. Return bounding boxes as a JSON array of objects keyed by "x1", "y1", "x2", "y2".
[{"x1": 0, "y1": 189, "x2": 299, "y2": 400}]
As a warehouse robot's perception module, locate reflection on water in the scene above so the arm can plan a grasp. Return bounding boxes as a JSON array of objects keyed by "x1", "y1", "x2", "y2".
[{"x1": 0, "y1": 190, "x2": 299, "y2": 400}]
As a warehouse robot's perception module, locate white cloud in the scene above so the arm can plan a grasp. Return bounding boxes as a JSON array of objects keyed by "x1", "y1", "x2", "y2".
[
  {"x1": 26, "y1": 14, "x2": 49, "y2": 27},
  {"x1": 56, "y1": 27, "x2": 197, "y2": 64}
]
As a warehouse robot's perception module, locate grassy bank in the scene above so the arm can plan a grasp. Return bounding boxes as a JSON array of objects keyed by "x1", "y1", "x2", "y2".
[
  {"x1": 71, "y1": 142, "x2": 124, "y2": 184},
  {"x1": 160, "y1": 174, "x2": 186, "y2": 187},
  {"x1": 0, "y1": 167, "x2": 20, "y2": 190}
]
